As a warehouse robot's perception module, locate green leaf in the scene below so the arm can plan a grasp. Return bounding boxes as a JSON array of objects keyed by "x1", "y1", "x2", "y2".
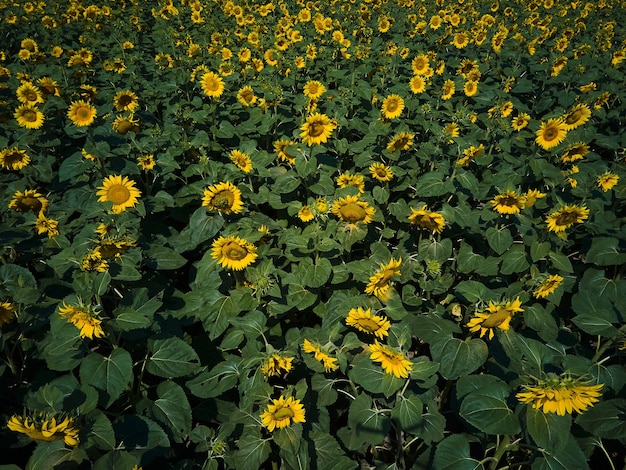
[
  {"x1": 299, "y1": 257, "x2": 332, "y2": 288},
  {"x1": 112, "y1": 414, "x2": 170, "y2": 450},
  {"x1": 532, "y1": 435, "x2": 587, "y2": 470},
  {"x1": 413, "y1": 404, "x2": 446, "y2": 443},
  {"x1": 530, "y1": 241, "x2": 551, "y2": 262},
  {"x1": 311, "y1": 373, "x2": 338, "y2": 406},
  {"x1": 151, "y1": 381, "x2": 193, "y2": 443},
  {"x1": 348, "y1": 393, "x2": 391, "y2": 445},
  {"x1": 88, "y1": 411, "x2": 116, "y2": 451},
  {"x1": 433, "y1": 434, "x2": 484, "y2": 470},
  {"x1": 549, "y1": 251, "x2": 573, "y2": 273},
  {"x1": 310, "y1": 428, "x2": 357, "y2": 470},
  {"x1": 585, "y1": 237, "x2": 626, "y2": 266},
  {"x1": 416, "y1": 171, "x2": 454, "y2": 196},
  {"x1": 230, "y1": 310, "x2": 267, "y2": 339},
  {"x1": 233, "y1": 429, "x2": 271, "y2": 470},
  {"x1": 500, "y1": 245, "x2": 530, "y2": 274},
  {"x1": 455, "y1": 280, "x2": 489, "y2": 303},
  {"x1": 460, "y1": 394, "x2": 520, "y2": 435},
  {"x1": 575, "y1": 399, "x2": 626, "y2": 439},
  {"x1": 26, "y1": 441, "x2": 85, "y2": 470},
  {"x1": 430, "y1": 336, "x2": 487, "y2": 380},
  {"x1": 92, "y1": 451, "x2": 139, "y2": 470},
  {"x1": 187, "y1": 360, "x2": 240, "y2": 399},
  {"x1": 348, "y1": 355, "x2": 406, "y2": 397},
  {"x1": 525, "y1": 407, "x2": 571, "y2": 453},
  {"x1": 486, "y1": 226, "x2": 513, "y2": 255},
  {"x1": 94, "y1": 271, "x2": 111, "y2": 296},
  {"x1": 145, "y1": 246, "x2": 187, "y2": 270},
  {"x1": 146, "y1": 337, "x2": 201, "y2": 378},
  {"x1": 571, "y1": 314, "x2": 619, "y2": 337},
  {"x1": 457, "y1": 242, "x2": 484, "y2": 273},
  {"x1": 172, "y1": 208, "x2": 224, "y2": 252},
  {"x1": 391, "y1": 395, "x2": 423, "y2": 433},
  {"x1": 79, "y1": 349, "x2": 133, "y2": 407}
]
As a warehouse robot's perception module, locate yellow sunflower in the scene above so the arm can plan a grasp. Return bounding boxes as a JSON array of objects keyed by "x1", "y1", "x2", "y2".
[
  {"x1": 0, "y1": 301, "x2": 17, "y2": 327},
  {"x1": 524, "y1": 189, "x2": 547, "y2": 207},
  {"x1": 14, "y1": 105, "x2": 44, "y2": 129},
  {"x1": 386, "y1": 132, "x2": 414, "y2": 152},
  {"x1": 236, "y1": 85, "x2": 256, "y2": 107},
  {"x1": 364, "y1": 258, "x2": 402, "y2": 301},
  {"x1": 381, "y1": 94, "x2": 404, "y2": 119},
  {"x1": 302, "y1": 339, "x2": 339, "y2": 372},
  {"x1": 35, "y1": 214, "x2": 59, "y2": 238},
  {"x1": 511, "y1": 113, "x2": 530, "y2": 131},
  {"x1": 535, "y1": 118, "x2": 568, "y2": 150},
  {"x1": 490, "y1": 190, "x2": 526, "y2": 215},
  {"x1": 368, "y1": 341, "x2": 413, "y2": 378},
  {"x1": 96, "y1": 175, "x2": 141, "y2": 214},
  {"x1": 202, "y1": 181, "x2": 244, "y2": 214},
  {"x1": 457, "y1": 144, "x2": 485, "y2": 167},
  {"x1": 545, "y1": 205, "x2": 589, "y2": 232},
  {"x1": 112, "y1": 114, "x2": 139, "y2": 134},
  {"x1": 260, "y1": 396, "x2": 306, "y2": 432},
  {"x1": 409, "y1": 75, "x2": 426, "y2": 94},
  {"x1": 229, "y1": 149, "x2": 253, "y2": 173},
  {"x1": 300, "y1": 112, "x2": 335, "y2": 146},
  {"x1": 297, "y1": 205, "x2": 314, "y2": 222},
  {"x1": 260, "y1": 354, "x2": 294, "y2": 377},
  {"x1": 274, "y1": 139, "x2": 298, "y2": 164},
  {"x1": 411, "y1": 54, "x2": 430, "y2": 75},
  {"x1": 597, "y1": 172, "x2": 619, "y2": 192},
  {"x1": 336, "y1": 173, "x2": 365, "y2": 194},
  {"x1": 16, "y1": 82, "x2": 44, "y2": 105},
  {"x1": 560, "y1": 143, "x2": 589, "y2": 163},
  {"x1": 113, "y1": 90, "x2": 139, "y2": 112},
  {"x1": 369, "y1": 163, "x2": 394, "y2": 182},
  {"x1": 441, "y1": 79, "x2": 455, "y2": 100},
  {"x1": 0, "y1": 147, "x2": 30, "y2": 170},
  {"x1": 200, "y1": 71, "x2": 225, "y2": 98},
  {"x1": 408, "y1": 205, "x2": 445, "y2": 234},
  {"x1": 562, "y1": 103, "x2": 591, "y2": 130},
  {"x1": 533, "y1": 274, "x2": 564, "y2": 298},
  {"x1": 8, "y1": 189, "x2": 48, "y2": 215},
  {"x1": 331, "y1": 195, "x2": 375, "y2": 228},
  {"x1": 37, "y1": 77, "x2": 61, "y2": 97},
  {"x1": 463, "y1": 80, "x2": 478, "y2": 97},
  {"x1": 303, "y1": 80, "x2": 326, "y2": 100},
  {"x1": 211, "y1": 235, "x2": 257, "y2": 270},
  {"x1": 137, "y1": 154, "x2": 156, "y2": 171},
  {"x1": 517, "y1": 375, "x2": 603, "y2": 416},
  {"x1": 7, "y1": 414, "x2": 80, "y2": 447},
  {"x1": 58, "y1": 302, "x2": 104, "y2": 339},
  {"x1": 67, "y1": 100, "x2": 96, "y2": 127},
  {"x1": 466, "y1": 297, "x2": 523, "y2": 340},
  {"x1": 345, "y1": 307, "x2": 391, "y2": 339}
]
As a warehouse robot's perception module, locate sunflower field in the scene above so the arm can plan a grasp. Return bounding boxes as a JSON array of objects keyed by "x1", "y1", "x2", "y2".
[{"x1": 1, "y1": 0, "x2": 626, "y2": 468}]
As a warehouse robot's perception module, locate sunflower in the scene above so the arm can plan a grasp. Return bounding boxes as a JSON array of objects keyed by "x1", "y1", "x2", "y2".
[
  {"x1": 37, "y1": 77, "x2": 61, "y2": 97},
  {"x1": 200, "y1": 71, "x2": 225, "y2": 98},
  {"x1": 332, "y1": 195, "x2": 375, "y2": 228},
  {"x1": 0, "y1": 301, "x2": 17, "y2": 327},
  {"x1": 453, "y1": 31, "x2": 469, "y2": 48},
  {"x1": 336, "y1": 173, "x2": 365, "y2": 194},
  {"x1": 8, "y1": 189, "x2": 48, "y2": 215},
  {"x1": 260, "y1": 396, "x2": 306, "y2": 432},
  {"x1": 597, "y1": 172, "x2": 619, "y2": 192},
  {"x1": 490, "y1": 190, "x2": 526, "y2": 214},
  {"x1": 368, "y1": 341, "x2": 413, "y2": 378},
  {"x1": 303, "y1": 80, "x2": 326, "y2": 100},
  {"x1": 58, "y1": 302, "x2": 104, "y2": 339},
  {"x1": 67, "y1": 100, "x2": 96, "y2": 127},
  {"x1": 511, "y1": 113, "x2": 530, "y2": 131},
  {"x1": 297, "y1": 205, "x2": 314, "y2": 222},
  {"x1": 533, "y1": 274, "x2": 564, "y2": 298},
  {"x1": 364, "y1": 258, "x2": 402, "y2": 301},
  {"x1": 315, "y1": 197, "x2": 329, "y2": 213},
  {"x1": 112, "y1": 114, "x2": 139, "y2": 134},
  {"x1": 524, "y1": 189, "x2": 547, "y2": 207},
  {"x1": 211, "y1": 235, "x2": 257, "y2": 270},
  {"x1": 408, "y1": 205, "x2": 445, "y2": 234},
  {"x1": 14, "y1": 105, "x2": 44, "y2": 129},
  {"x1": 0, "y1": 147, "x2": 30, "y2": 170},
  {"x1": 229, "y1": 149, "x2": 253, "y2": 173},
  {"x1": 562, "y1": 103, "x2": 591, "y2": 130},
  {"x1": 369, "y1": 163, "x2": 394, "y2": 182},
  {"x1": 560, "y1": 143, "x2": 589, "y2": 163},
  {"x1": 517, "y1": 375, "x2": 603, "y2": 416},
  {"x1": 34, "y1": 214, "x2": 59, "y2": 238},
  {"x1": 201, "y1": 182, "x2": 243, "y2": 214},
  {"x1": 463, "y1": 80, "x2": 478, "y2": 97},
  {"x1": 409, "y1": 75, "x2": 426, "y2": 94},
  {"x1": 300, "y1": 112, "x2": 335, "y2": 146},
  {"x1": 381, "y1": 94, "x2": 404, "y2": 119},
  {"x1": 545, "y1": 205, "x2": 589, "y2": 232},
  {"x1": 261, "y1": 354, "x2": 294, "y2": 377},
  {"x1": 96, "y1": 175, "x2": 141, "y2": 214},
  {"x1": 16, "y1": 82, "x2": 44, "y2": 105},
  {"x1": 302, "y1": 339, "x2": 339, "y2": 372},
  {"x1": 535, "y1": 118, "x2": 568, "y2": 150},
  {"x1": 274, "y1": 139, "x2": 298, "y2": 164},
  {"x1": 441, "y1": 79, "x2": 455, "y2": 100},
  {"x1": 81, "y1": 249, "x2": 109, "y2": 273},
  {"x1": 466, "y1": 297, "x2": 523, "y2": 340},
  {"x1": 457, "y1": 144, "x2": 485, "y2": 167},
  {"x1": 387, "y1": 132, "x2": 414, "y2": 152},
  {"x1": 411, "y1": 54, "x2": 430, "y2": 75},
  {"x1": 7, "y1": 413, "x2": 80, "y2": 446},
  {"x1": 444, "y1": 122, "x2": 460, "y2": 139},
  {"x1": 345, "y1": 307, "x2": 391, "y2": 339},
  {"x1": 236, "y1": 85, "x2": 256, "y2": 107},
  {"x1": 113, "y1": 90, "x2": 139, "y2": 112},
  {"x1": 137, "y1": 154, "x2": 156, "y2": 171}
]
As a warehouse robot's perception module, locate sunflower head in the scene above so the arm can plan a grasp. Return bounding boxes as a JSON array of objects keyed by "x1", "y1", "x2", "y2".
[
  {"x1": 96, "y1": 175, "x2": 141, "y2": 214},
  {"x1": 211, "y1": 235, "x2": 257, "y2": 270}
]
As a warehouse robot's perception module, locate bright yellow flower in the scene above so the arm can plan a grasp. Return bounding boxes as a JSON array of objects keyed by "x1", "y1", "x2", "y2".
[
  {"x1": 535, "y1": 118, "x2": 568, "y2": 150},
  {"x1": 368, "y1": 341, "x2": 413, "y2": 378},
  {"x1": 202, "y1": 182, "x2": 244, "y2": 214},
  {"x1": 365, "y1": 258, "x2": 402, "y2": 301},
  {"x1": 0, "y1": 147, "x2": 30, "y2": 170},
  {"x1": 545, "y1": 205, "x2": 589, "y2": 232},
  {"x1": 408, "y1": 205, "x2": 445, "y2": 233},
  {"x1": 387, "y1": 132, "x2": 414, "y2": 152},
  {"x1": 332, "y1": 195, "x2": 375, "y2": 229},
  {"x1": 346, "y1": 307, "x2": 391, "y2": 339},
  {"x1": 200, "y1": 71, "x2": 225, "y2": 98},
  {"x1": 96, "y1": 175, "x2": 141, "y2": 214},
  {"x1": 302, "y1": 339, "x2": 339, "y2": 372},
  {"x1": 562, "y1": 103, "x2": 591, "y2": 130},
  {"x1": 533, "y1": 274, "x2": 564, "y2": 298},
  {"x1": 260, "y1": 396, "x2": 306, "y2": 432},
  {"x1": 8, "y1": 414, "x2": 79, "y2": 446},
  {"x1": 58, "y1": 302, "x2": 104, "y2": 339},
  {"x1": 9, "y1": 189, "x2": 48, "y2": 215},
  {"x1": 261, "y1": 354, "x2": 294, "y2": 377},
  {"x1": 67, "y1": 100, "x2": 97, "y2": 126},
  {"x1": 303, "y1": 80, "x2": 326, "y2": 100},
  {"x1": 211, "y1": 235, "x2": 257, "y2": 270},
  {"x1": 490, "y1": 190, "x2": 525, "y2": 215},
  {"x1": 466, "y1": 297, "x2": 523, "y2": 340},
  {"x1": 300, "y1": 113, "x2": 335, "y2": 146},
  {"x1": 0, "y1": 301, "x2": 17, "y2": 327},
  {"x1": 597, "y1": 172, "x2": 619, "y2": 192},
  {"x1": 517, "y1": 375, "x2": 603, "y2": 416},
  {"x1": 14, "y1": 105, "x2": 44, "y2": 129},
  {"x1": 229, "y1": 149, "x2": 253, "y2": 173},
  {"x1": 381, "y1": 94, "x2": 404, "y2": 119}
]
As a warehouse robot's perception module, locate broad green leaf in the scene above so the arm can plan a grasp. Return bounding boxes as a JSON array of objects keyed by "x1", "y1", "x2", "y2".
[
  {"x1": 112, "y1": 415, "x2": 170, "y2": 450},
  {"x1": 575, "y1": 399, "x2": 626, "y2": 439},
  {"x1": 531, "y1": 435, "x2": 587, "y2": 470},
  {"x1": 79, "y1": 349, "x2": 133, "y2": 407},
  {"x1": 348, "y1": 355, "x2": 406, "y2": 397},
  {"x1": 88, "y1": 411, "x2": 116, "y2": 451},
  {"x1": 571, "y1": 314, "x2": 619, "y2": 337},
  {"x1": 460, "y1": 394, "x2": 520, "y2": 435},
  {"x1": 311, "y1": 373, "x2": 338, "y2": 406},
  {"x1": 233, "y1": 430, "x2": 271, "y2": 470},
  {"x1": 391, "y1": 395, "x2": 423, "y2": 433},
  {"x1": 145, "y1": 246, "x2": 187, "y2": 270},
  {"x1": 579, "y1": 268, "x2": 618, "y2": 301},
  {"x1": 430, "y1": 336, "x2": 487, "y2": 380},
  {"x1": 273, "y1": 423, "x2": 302, "y2": 451},
  {"x1": 456, "y1": 374, "x2": 511, "y2": 401},
  {"x1": 310, "y1": 428, "x2": 357, "y2": 470},
  {"x1": 454, "y1": 280, "x2": 489, "y2": 303},
  {"x1": 187, "y1": 360, "x2": 240, "y2": 399},
  {"x1": 433, "y1": 434, "x2": 484, "y2": 470},
  {"x1": 146, "y1": 337, "x2": 201, "y2": 378},
  {"x1": 151, "y1": 381, "x2": 193, "y2": 443},
  {"x1": 500, "y1": 245, "x2": 530, "y2": 274},
  {"x1": 348, "y1": 393, "x2": 391, "y2": 445},
  {"x1": 525, "y1": 407, "x2": 571, "y2": 453},
  {"x1": 26, "y1": 441, "x2": 85, "y2": 470},
  {"x1": 416, "y1": 171, "x2": 454, "y2": 197},
  {"x1": 299, "y1": 256, "x2": 332, "y2": 288},
  {"x1": 109, "y1": 308, "x2": 152, "y2": 331},
  {"x1": 457, "y1": 242, "x2": 484, "y2": 273},
  {"x1": 409, "y1": 356, "x2": 439, "y2": 382},
  {"x1": 585, "y1": 237, "x2": 626, "y2": 266},
  {"x1": 411, "y1": 404, "x2": 445, "y2": 443},
  {"x1": 530, "y1": 241, "x2": 551, "y2": 262},
  {"x1": 486, "y1": 226, "x2": 513, "y2": 255},
  {"x1": 548, "y1": 251, "x2": 573, "y2": 273}
]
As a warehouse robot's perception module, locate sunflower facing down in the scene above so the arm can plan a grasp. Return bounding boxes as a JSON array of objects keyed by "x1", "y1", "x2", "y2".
[
  {"x1": 7, "y1": 413, "x2": 80, "y2": 446},
  {"x1": 490, "y1": 190, "x2": 525, "y2": 214},
  {"x1": 346, "y1": 307, "x2": 391, "y2": 339},
  {"x1": 466, "y1": 297, "x2": 523, "y2": 340},
  {"x1": 408, "y1": 205, "x2": 445, "y2": 234},
  {"x1": 535, "y1": 118, "x2": 568, "y2": 150},
  {"x1": 331, "y1": 195, "x2": 375, "y2": 229},
  {"x1": 545, "y1": 204, "x2": 589, "y2": 233},
  {"x1": 202, "y1": 181, "x2": 243, "y2": 214},
  {"x1": 96, "y1": 175, "x2": 141, "y2": 214},
  {"x1": 381, "y1": 94, "x2": 405, "y2": 120},
  {"x1": 368, "y1": 341, "x2": 413, "y2": 378},
  {"x1": 365, "y1": 258, "x2": 402, "y2": 301},
  {"x1": 67, "y1": 100, "x2": 97, "y2": 126},
  {"x1": 533, "y1": 274, "x2": 564, "y2": 298},
  {"x1": 300, "y1": 112, "x2": 335, "y2": 146},
  {"x1": 260, "y1": 396, "x2": 306, "y2": 432},
  {"x1": 386, "y1": 132, "x2": 414, "y2": 152},
  {"x1": 58, "y1": 302, "x2": 104, "y2": 339},
  {"x1": 14, "y1": 105, "x2": 45, "y2": 129},
  {"x1": 302, "y1": 339, "x2": 339, "y2": 372},
  {"x1": 0, "y1": 147, "x2": 30, "y2": 170},
  {"x1": 112, "y1": 114, "x2": 139, "y2": 134},
  {"x1": 0, "y1": 301, "x2": 17, "y2": 327},
  {"x1": 261, "y1": 354, "x2": 294, "y2": 378},
  {"x1": 8, "y1": 189, "x2": 49, "y2": 215},
  {"x1": 211, "y1": 235, "x2": 257, "y2": 270}
]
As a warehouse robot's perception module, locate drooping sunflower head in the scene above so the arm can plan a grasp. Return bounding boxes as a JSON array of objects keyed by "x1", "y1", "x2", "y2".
[
  {"x1": 511, "y1": 113, "x2": 530, "y2": 131},
  {"x1": 368, "y1": 341, "x2": 413, "y2": 378},
  {"x1": 236, "y1": 85, "x2": 256, "y2": 107},
  {"x1": 112, "y1": 114, "x2": 139, "y2": 134},
  {"x1": 211, "y1": 235, "x2": 257, "y2": 270},
  {"x1": 8, "y1": 189, "x2": 49, "y2": 215},
  {"x1": 113, "y1": 90, "x2": 139, "y2": 112},
  {"x1": 57, "y1": 302, "x2": 104, "y2": 339},
  {"x1": 490, "y1": 190, "x2": 526, "y2": 215},
  {"x1": 346, "y1": 307, "x2": 392, "y2": 339},
  {"x1": 560, "y1": 142, "x2": 589, "y2": 163},
  {"x1": 96, "y1": 174, "x2": 141, "y2": 214},
  {"x1": 441, "y1": 79, "x2": 455, "y2": 100},
  {"x1": 387, "y1": 132, "x2": 414, "y2": 152},
  {"x1": 596, "y1": 172, "x2": 619, "y2": 192},
  {"x1": 260, "y1": 354, "x2": 294, "y2": 377},
  {"x1": 533, "y1": 274, "x2": 564, "y2": 298},
  {"x1": 535, "y1": 118, "x2": 568, "y2": 150},
  {"x1": 381, "y1": 94, "x2": 405, "y2": 120},
  {"x1": 0, "y1": 301, "x2": 17, "y2": 327},
  {"x1": 336, "y1": 173, "x2": 365, "y2": 194},
  {"x1": 0, "y1": 147, "x2": 30, "y2": 170},
  {"x1": 466, "y1": 297, "x2": 523, "y2": 340},
  {"x1": 408, "y1": 205, "x2": 445, "y2": 233},
  {"x1": 274, "y1": 139, "x2": 298, "y2": 164},
  {"x1": 67, "y1": 100, "x2": 97, "y2": 127}
]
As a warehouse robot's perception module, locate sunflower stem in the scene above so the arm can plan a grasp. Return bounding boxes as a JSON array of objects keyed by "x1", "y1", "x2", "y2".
[
  {"x1": 595, "y1": 438, "x2": 616, "y2": 470},
  {"x1": 488, "y1": 435, "x2": 511, "y2": 470}
]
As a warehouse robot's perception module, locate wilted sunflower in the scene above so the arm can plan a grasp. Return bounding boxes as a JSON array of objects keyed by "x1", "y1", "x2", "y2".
[
  {"x1": 408, "y1": 205, "x2": 445, "y2": 234},
  {"x1": 0, "y1": 147, "x2": 30, "y2": 170},
  {"x1": 381, "y1": 94, "x2": 404, "y2": 119},
  {"x1": 597, "y1": 172, "x2": 619, "y2": 192},
  {"x1": 466, "y1": 297, "x2": 523, "y2": 340},
  {"x1": 409, "y1": 75, "x2": 426, "y2": 94},
  {"x1": 303, "y1": 80, "x2": 326, "y2": 100},
  {"x1": 260, "y1": 396, "x2": 306, "y2": 432},
  {"x1": 7, "y1": 413, "x2": 80, "y2": 446},
  {"x1": 490, "y1": 190, "x2": 525, "y2": 214},
  {"x1": 535, "y1": 118, "x2": 568, "y2": 150},
  {"x1": 457, "y1": 144, "x2": 485, "y2": 166},
  {"x1": 511, "y1": 113, "x2": 530, "y2": 131},
  {"x1": 302, "y1": 339, "x2": 339, "y2": 372},
  {"x1": 200, "y1": 71, "x2": 225, "y2": 98},
  {"x1": 332, "y1": 195, "x2": 375, "y2": 228},
  {"x1": 34, "y1": 214, "x2": 59, "y2": 238},
  {"x1": 113, "y1": 90, "x2": 139, "y2": 112},
  {"x1": 236, "y1": 85, "x2": 256, "y2": 107},
  {"x1": 387, "y1": 132, "x2": 414, "y2": 151},
  {"x1": 560, "y1": 143, "x2": 589, "y2": 163},
  {"x1": 365, "y1": 258, "x2": 402, "y2": 301},
  {"x1": 369, "y1": 163, "x2": 394, "y2": 182},
  {"x1": 300, "y1": 112, "x2": 335, "y2": 146},
  {"x1": 14, "y1": 105, "x2": 44, "y2": 129},
  {"x1": 67, "y1": 100, "x2": 96, "y2": 127},
  {"x1": 0, "y1": 301, "x2": 17, "y2": 327},
  {"x1": 202, "y1": 182, "x2": 243, "y2": 214},
  {"x1": 229, "y1": 149, "x2": 253, "y2": 173},
  {"x1": 96, "y1": 175, "x2": 141, "y2": 214},
  {"x1": 9, "y1": 189, "x2": 48, "y2": 215},
  {"x1": 261, "y1": 354, "x2": 294, "y2": 377},
  {"x1": 112, "y1": 114, "x2": 139, "y2": 134},
  {"x1": 58, "y1": 302, "x2": 104, "y2": 339},
  {"x1": 211, "y1": 235, "x2": 257, "y2": 270},
  {"x1": 533, "y1": 274, "x2": 564, "y2": 298},
  {"x1": 562, "y1": 103, "x2": 591, "y2": 130},
  {"x1": 545, "y1": 204, "x2": 589, "y2": 232},
  {"x1": 517, "y1": 374, "x2": 603, "y2": 416},
  {"x1": 368, "y1": 341, "x2": 413, "y2": 378},
  {"x1": 16, "y1": 82, "x2": 44, "y2": 105}
]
